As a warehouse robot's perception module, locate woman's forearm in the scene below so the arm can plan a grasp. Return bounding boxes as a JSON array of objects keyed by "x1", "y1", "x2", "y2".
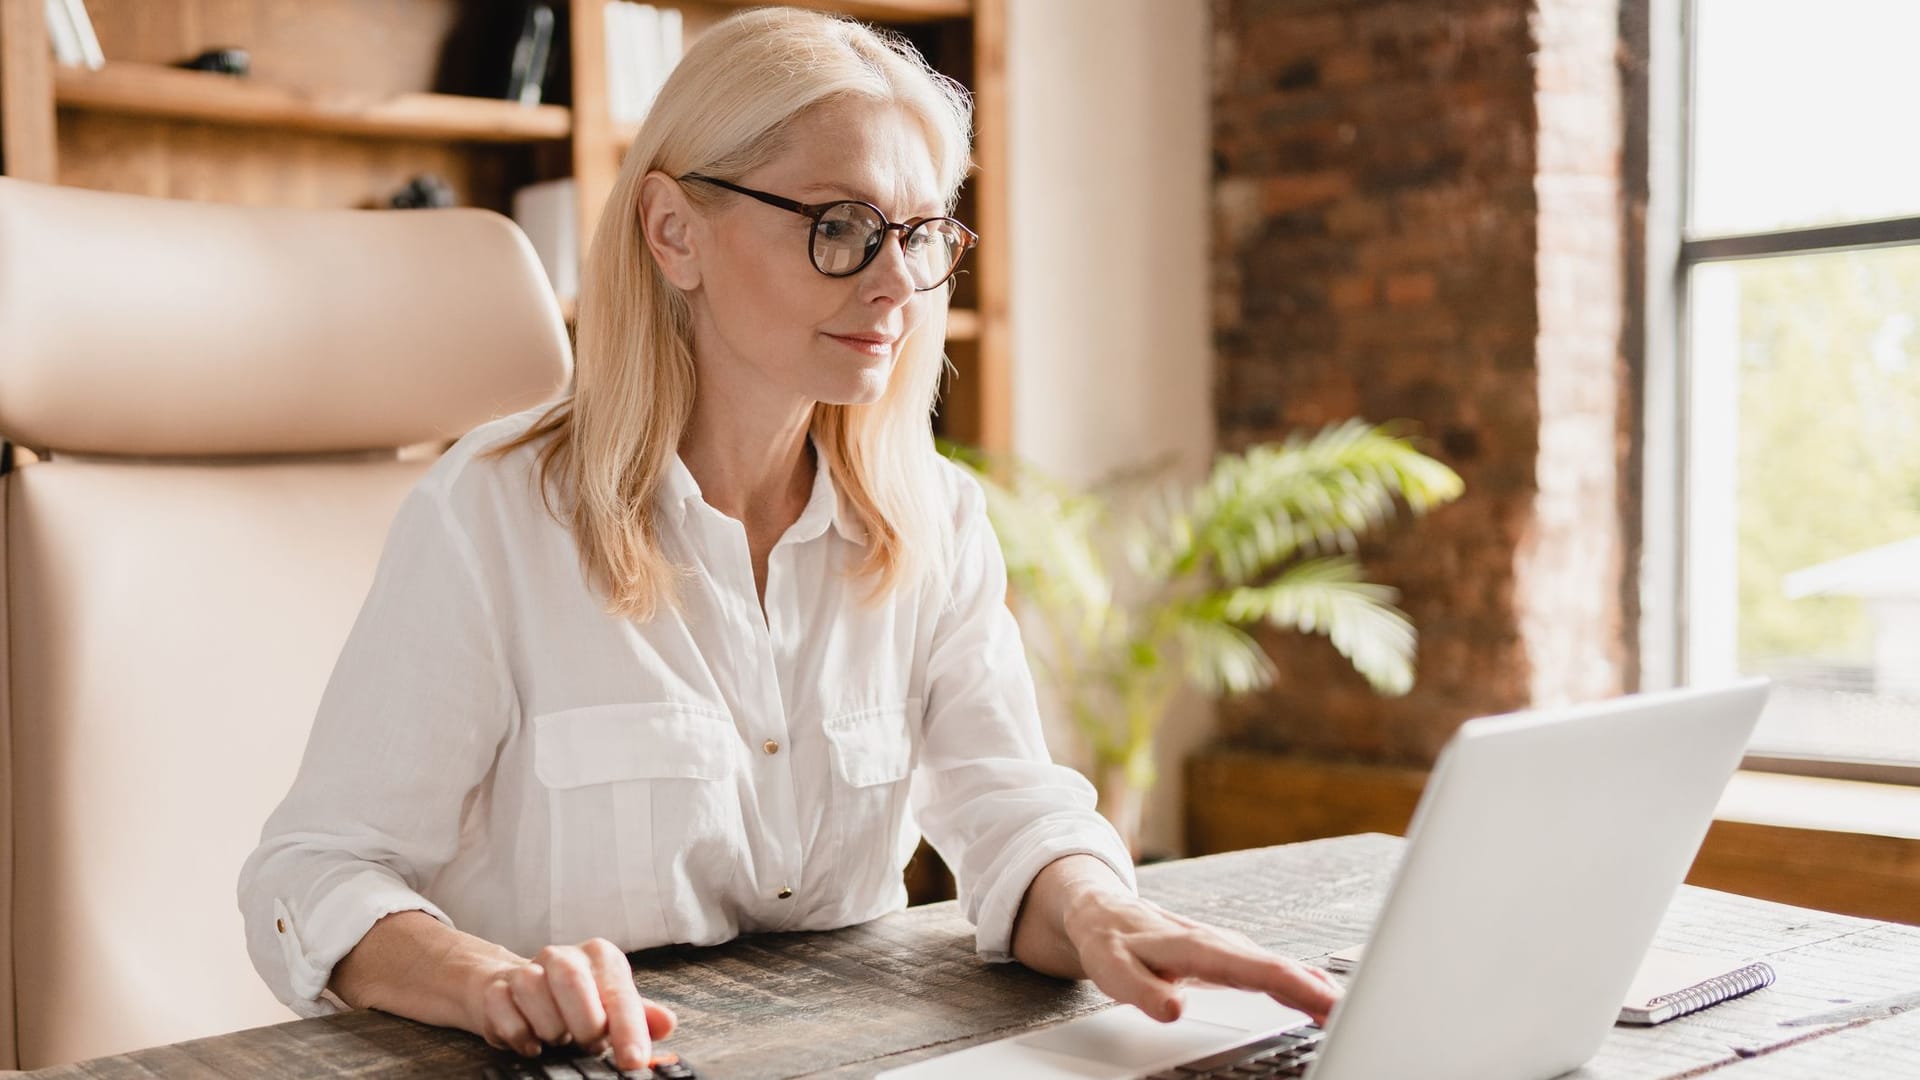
[
  {"x1": 1009, "y1": 853, "x2": 1134, "y2": 978},
  {"x1": 328, "y1": 909, "x2": 524, "y2": 1030}
]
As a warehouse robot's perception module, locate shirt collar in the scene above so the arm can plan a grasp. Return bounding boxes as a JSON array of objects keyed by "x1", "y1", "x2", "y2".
[
  {"x1": 657, "y1": 436, "x2": 865, "y2": 544},
  {"x1": 656, "y1": 449, "x2": 702, "y2": 531}
]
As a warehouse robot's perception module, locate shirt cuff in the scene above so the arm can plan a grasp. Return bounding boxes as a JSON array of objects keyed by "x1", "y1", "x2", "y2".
[
  {"x1": 971, "y1": 812, "x2": 1138, "y2": 964},
  {"x1": 274, "y1": 867, "x2": 454, "y2": 1015}
]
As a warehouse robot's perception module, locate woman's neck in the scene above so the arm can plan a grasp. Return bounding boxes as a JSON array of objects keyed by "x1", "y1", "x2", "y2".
[{"x1": 678, "y1": 403, "x2": 816, "y2": 534}]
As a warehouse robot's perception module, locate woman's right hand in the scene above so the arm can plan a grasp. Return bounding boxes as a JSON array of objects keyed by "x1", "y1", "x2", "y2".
[{"x1": 467, "y1": 938, "x2": 678, "y2": 1072}]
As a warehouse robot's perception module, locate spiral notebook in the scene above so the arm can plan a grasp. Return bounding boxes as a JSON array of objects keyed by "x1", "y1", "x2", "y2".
[
  {"x1": 1326, "y1": 943, "x2": 1775, "y2": 1026},
  {"x1": 1616, "y1": 947, "x2": 1777, "y2": 1024}
]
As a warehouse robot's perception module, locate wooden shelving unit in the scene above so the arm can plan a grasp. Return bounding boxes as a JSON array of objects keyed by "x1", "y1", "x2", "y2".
[
  {"x1": 702, "y1": 0, "x2": 968, "y2": 19},
  {"x1": 0, "y1": 0, "x2": 1009, "y2": 457},
  {"x1": 54, "y1": 61, "x2": 571, "y2": 143}
]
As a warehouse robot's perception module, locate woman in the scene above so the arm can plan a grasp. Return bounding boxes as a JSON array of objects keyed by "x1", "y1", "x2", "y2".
[{"x1": 238, "y1": 8, "x2": 1339, "y2": 1073}]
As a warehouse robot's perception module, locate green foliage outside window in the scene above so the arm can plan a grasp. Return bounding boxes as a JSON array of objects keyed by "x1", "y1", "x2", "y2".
[{"x1": 1730, "y1": 248, "x2": 1920, "y2": 665}]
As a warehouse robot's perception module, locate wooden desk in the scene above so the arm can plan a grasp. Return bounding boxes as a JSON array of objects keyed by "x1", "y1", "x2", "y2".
[{"x1": 19, "y1": 834, "x2": 1920, "y2": 1078}]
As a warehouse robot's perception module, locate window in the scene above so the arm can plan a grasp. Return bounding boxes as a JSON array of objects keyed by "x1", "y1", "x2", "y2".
[{"x1": 1665, "y1": 0, "x2": 1920, "y2": 780}]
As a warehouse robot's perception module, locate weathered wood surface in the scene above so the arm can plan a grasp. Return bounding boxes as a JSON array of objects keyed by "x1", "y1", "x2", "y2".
[{"x1": 17, "y1": 834, "x2": 1920, "y2": 1079}]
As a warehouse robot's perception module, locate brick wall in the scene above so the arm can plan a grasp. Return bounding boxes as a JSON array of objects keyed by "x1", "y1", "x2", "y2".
[{"x1": 1211, "y1": 0, "x2": 1639, "y2": 763}]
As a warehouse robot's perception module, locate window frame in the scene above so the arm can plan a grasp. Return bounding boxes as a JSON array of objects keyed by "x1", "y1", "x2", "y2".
[{"x1": 1645, "y1": 0, "x2": 1920, "y2": 787}]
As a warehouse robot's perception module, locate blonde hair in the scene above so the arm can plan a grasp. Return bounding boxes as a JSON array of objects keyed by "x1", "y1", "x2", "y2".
[{"x1": 492, "y1": 6, "x2": 974, "y2": 619}]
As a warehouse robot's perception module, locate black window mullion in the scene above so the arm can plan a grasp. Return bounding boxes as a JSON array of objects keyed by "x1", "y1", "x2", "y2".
[{"x1": 1682, "y1": 215, "x2": 1920, "y2": 266}]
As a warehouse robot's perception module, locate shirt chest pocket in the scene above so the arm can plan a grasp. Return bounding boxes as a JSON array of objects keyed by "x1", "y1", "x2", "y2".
[
  {"x1": 533, "y1": 702, "x2": 743, "y2": 949},
  {"x1": 820, "y1": 700, "x2": 920, "y2": 900}
]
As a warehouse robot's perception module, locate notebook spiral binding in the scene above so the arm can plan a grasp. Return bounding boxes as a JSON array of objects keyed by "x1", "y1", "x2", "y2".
[{"x1": 1643, "y1": 963, "x2": 1776, "y2": 1016}]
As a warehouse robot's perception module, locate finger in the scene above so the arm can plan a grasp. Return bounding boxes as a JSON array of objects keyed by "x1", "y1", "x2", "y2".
[
  {"x1": 644, "y1": 999, "x2": 678, "y2": 1040},
  {"x1": 1131, "y1": 933, "x2": 1340, "y2": 1023},
  {"x1": 584, "y1": 939, "x2": 652, "y2": 1071},
  {"x1": 1082, "y1": 939, "x2": 1187, "y2": 1023},
  {"x1": 508, "y1": 964, "x2": 571, "y2": 1046},
  {"x1": 483, "y1": 977, "x2": 542, "y2": 1058},
  {"x1": 538, "y1": 948, "x2": 611, "y2": 1048}
]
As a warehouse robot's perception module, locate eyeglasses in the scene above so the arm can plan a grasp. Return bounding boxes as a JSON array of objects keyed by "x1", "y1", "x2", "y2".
[{"x1": 678, "y1": 174, "x2": 978, "y2": 292}]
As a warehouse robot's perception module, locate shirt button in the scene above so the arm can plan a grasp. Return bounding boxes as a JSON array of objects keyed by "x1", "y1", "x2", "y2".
[
  {"x1": 777, "y1": 887, "x2": 793, "y2": 899},
  {"x1": 275, "y1": 919, "x2": 286, "y2": 934},
  {"x1": 763, "y1": 739, "x2": 780, "y2": 755}
]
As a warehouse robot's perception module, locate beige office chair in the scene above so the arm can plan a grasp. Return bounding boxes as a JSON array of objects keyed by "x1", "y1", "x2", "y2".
[{"x1": 0, "y1": 177, "x2": 572, "y2": 1069}]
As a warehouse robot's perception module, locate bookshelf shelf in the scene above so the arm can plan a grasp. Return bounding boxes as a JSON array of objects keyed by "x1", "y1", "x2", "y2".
[
  {"x1": 700, "y1": 0, "x2": 970, "y2": 22},
  {"x1": 54, "y1": 62, "x2": 571, "y2": 143},
  {"x1": 945, "y1": 307, "x2": 980, "y2": 341}
]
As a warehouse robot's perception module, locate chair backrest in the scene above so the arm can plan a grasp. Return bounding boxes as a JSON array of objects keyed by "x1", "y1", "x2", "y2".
[{"x1": 0, "y1": 176, "x2": 572, "y2": 1069}]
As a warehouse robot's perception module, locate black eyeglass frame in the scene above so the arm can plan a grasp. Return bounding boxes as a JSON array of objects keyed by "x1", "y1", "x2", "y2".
[{"x1": 678, "y1": 173, "x2": 979, "y2": 291}]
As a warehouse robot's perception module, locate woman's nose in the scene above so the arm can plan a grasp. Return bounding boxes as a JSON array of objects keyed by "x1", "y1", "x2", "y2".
[{"x1": 860, "y1": 227, "x2": 917, "y2": 299}]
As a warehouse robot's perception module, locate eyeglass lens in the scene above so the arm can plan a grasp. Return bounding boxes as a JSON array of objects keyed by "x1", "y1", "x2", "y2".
[{"x1": 810, "y1": 203, "x2": 969, "y2": 289}]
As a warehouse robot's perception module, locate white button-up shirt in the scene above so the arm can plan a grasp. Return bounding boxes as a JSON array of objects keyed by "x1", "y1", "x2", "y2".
[{"x1": 238, "y1": 407, "x2": 1135, "y2": 1017}]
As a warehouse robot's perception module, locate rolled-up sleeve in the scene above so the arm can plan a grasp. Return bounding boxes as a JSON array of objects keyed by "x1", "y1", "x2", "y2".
[
  {"x1": 237, "y1": 483, "x2": 513, "y2": 1016},
  {"x1": 910, "y1": 472, "x2": 1137, "y2": 963}
]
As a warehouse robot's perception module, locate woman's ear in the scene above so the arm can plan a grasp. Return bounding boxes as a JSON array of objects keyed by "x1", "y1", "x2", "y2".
[{"x1": 639, "y1": 170, "x2": 703, "y2": 291}]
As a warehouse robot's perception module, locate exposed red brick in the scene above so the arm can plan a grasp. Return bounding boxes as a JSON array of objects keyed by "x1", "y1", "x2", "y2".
[
  {"x1": 1259, "y1": 171, "x2": 1352, "y2": 214},
  {"x1": 1383, "y1": 271, "x2": 1437, "y2": 306},
  {"x1": 1328, "y1": 274, "x2": 1378, "y2": 310},
  {"x1": 1210, "y1": 0, "x2": 1638, "y2": 763}
]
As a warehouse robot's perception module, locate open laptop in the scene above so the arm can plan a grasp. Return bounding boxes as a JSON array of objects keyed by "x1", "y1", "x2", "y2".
[{"x1": 879, "y1": 680, "x2": 1770, "y2": 1080}]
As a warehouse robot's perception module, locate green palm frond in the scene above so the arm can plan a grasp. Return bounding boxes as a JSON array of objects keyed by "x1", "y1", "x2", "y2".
[
  {"x1": 1168, "y1": 615, "x2": 1276, "y2": 696},
  {"x1": 1179, "y1": 556, "x2": 1416, "y2": 696},
  {"x1": 970, "y1": 469, "x2": 1111, "y2": 647},
  {"x1": 1164, "y1": 421, "x2": 1464, "y2": 585},
  {"x1": 944, "y1": 420, "x2": 1458, "y2": 776},
  {"x1": 941, "y1": 440, "x2": 1111, "y2": 633}
]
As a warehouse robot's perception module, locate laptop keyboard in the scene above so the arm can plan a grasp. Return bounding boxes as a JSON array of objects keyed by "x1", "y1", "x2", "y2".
[
  {"x1": 478, "y1": 1026, "x2": 1315, "y2": 1079},
  {"x1": 482, "y1": 1049, "x2": 696, "y2": 1079},
  {"x1": 1144, "y1": 1024, "x2": 1326, "y2": 1079}
]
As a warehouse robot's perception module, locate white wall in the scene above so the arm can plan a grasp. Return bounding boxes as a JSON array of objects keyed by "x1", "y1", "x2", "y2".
[{"x1": 1005, "y1": 0, "x2": 1213, "y2": 856}]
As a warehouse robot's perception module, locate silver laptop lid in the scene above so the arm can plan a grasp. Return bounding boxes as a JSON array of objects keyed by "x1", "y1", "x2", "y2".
[{"x1": 1308, "y1": 680, "x2": 1768, "y2": 1080}]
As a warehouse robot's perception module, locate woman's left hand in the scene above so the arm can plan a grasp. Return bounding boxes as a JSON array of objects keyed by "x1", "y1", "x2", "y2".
[
  {"x1": 1059, "y1": 885, "x2": 1342, "y2": 1027},
  {"x1": 1012, "y1": 853, "x2": 1341, "y2": 1026}
]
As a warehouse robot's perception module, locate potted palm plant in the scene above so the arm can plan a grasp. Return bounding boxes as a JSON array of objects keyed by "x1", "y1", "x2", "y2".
[{"x1": 947, "y1": 421, "x2": 1463, "y2": 857}]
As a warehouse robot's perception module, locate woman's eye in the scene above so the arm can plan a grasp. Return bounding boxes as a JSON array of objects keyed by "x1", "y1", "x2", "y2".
[{"x1": 819, "y1": 221, "x2": 851, "y2": 240}]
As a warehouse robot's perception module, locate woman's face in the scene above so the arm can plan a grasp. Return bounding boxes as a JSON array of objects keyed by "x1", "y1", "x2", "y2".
[{"x1": 665, "y1": 98, "x2": 947, "y2": 409}]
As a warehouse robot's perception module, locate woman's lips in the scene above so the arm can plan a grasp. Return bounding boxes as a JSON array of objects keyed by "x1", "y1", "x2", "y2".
[{"x1": 826, "y1": 333, "x2": 896, "y2": 356}]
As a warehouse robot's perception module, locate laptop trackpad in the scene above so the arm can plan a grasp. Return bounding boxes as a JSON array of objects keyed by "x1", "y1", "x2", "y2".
[
  {"x1": 1016, "y1": 1008, "x2": 1244, "y2": 1067},
  {"x1": 873, "y1": 990, "x2": 1311, "y2": 1079},
  {"x1": 1017, "y1": 989, "x2": 1307, "y2": 1068}
]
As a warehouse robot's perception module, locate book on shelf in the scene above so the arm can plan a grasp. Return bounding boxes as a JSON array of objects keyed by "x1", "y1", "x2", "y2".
[
  {"x1": 43, "y1": 0, "x2": 81, "y2": 65},
  {"x1": 44, "y1": 0, "x2": 104, "y2": 69},
  {"x1": 505, "y1": 2, "x2": 558, "y2": 106},
  {"x1": 605, "y1": 2, "x2": 684, "y2": 126},
  {"x1": 434, "y1": 2, "x2": 561, "y2": 105},
  {"x1": 604, "y1": 2, "x2": 633, "y2": 123}
]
